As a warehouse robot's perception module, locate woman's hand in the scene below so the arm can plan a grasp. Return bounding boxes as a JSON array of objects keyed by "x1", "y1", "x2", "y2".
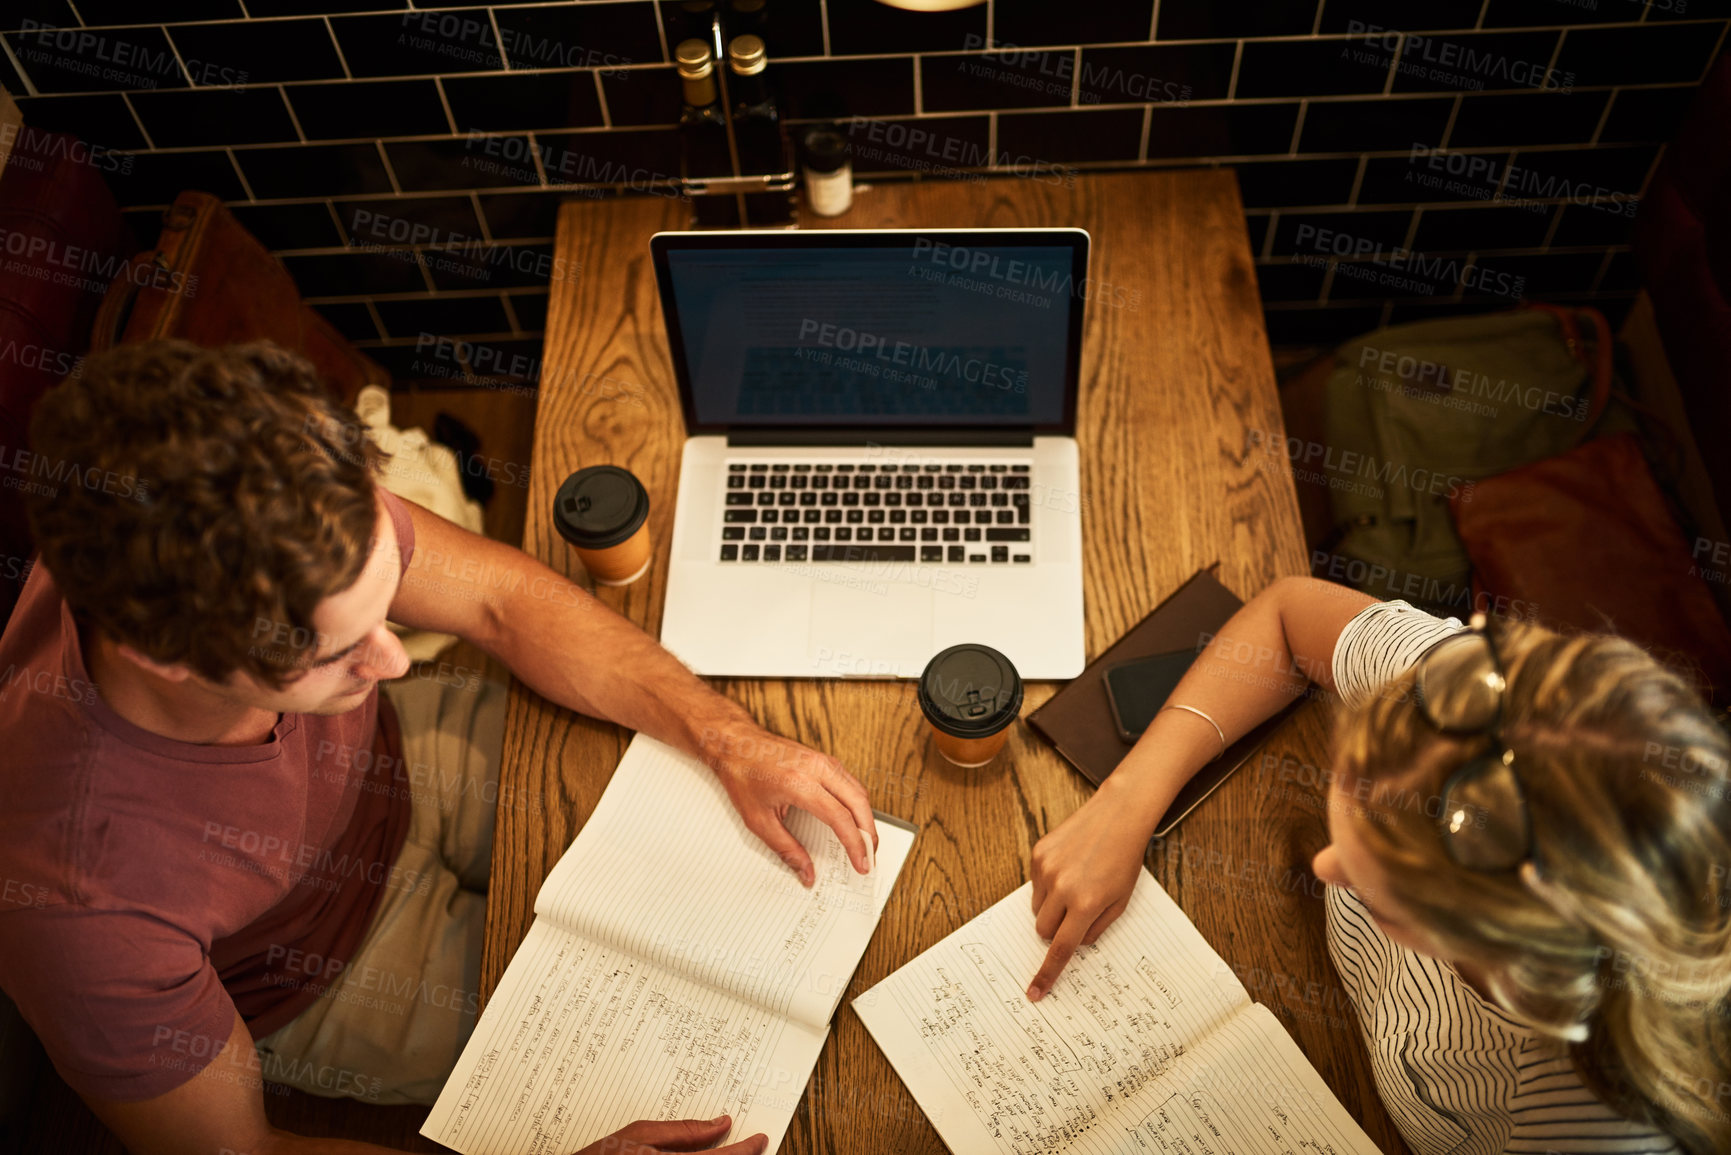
[
  {"x1": 1026, "y1": 781, "x2": 1154, "y2": 1001},
  {"x1": 699, "y1": 721, "x2": 877, "y2": 887},
  {"x1": 572, "y1": 1116, "x2": 765, "y2": 1154}
]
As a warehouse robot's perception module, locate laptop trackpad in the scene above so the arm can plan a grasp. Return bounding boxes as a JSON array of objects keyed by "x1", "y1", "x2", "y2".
[{"x1": 807, "y1": 582, "x2": 934, "y2": 674}]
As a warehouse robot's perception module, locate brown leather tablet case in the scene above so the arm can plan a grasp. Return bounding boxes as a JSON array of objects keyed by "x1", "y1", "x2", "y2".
[{"x1": 1026, "y1": 568, "x2": 1304, "y2": 835}]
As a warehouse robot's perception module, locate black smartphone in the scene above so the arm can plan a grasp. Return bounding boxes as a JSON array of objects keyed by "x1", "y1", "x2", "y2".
[{"x1": 1103, "y1": 649, "x2": 1199, "y2": 743}]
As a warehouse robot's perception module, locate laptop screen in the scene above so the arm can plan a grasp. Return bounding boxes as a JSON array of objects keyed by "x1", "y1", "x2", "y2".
[{"x1": 653, "y1": 231, "x2": 1085, "y2": 433}]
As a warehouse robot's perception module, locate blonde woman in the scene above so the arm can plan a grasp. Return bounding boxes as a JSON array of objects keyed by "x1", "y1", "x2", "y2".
[{"x1": 1026, "y1": 576, "x2": 1731, "y2": 1154}]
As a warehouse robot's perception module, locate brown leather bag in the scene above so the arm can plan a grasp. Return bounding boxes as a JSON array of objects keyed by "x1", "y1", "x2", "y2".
[
  {"x1": 1452, "y1": 428, "x2": 1731, "y2": 702},
  {"x1": 89, "y1": 190, "x2": 385, "y2": 404}
]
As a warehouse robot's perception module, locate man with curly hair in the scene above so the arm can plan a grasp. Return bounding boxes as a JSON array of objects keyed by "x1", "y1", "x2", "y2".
[{"x1": 0, "y1": 341, "x2": 874, "y2": 1155}]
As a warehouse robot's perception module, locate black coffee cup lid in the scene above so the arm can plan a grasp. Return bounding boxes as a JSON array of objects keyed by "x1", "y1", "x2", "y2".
[
  {"x1": 919, "y1": 643, "x2": 1023, "y2": 738},
  {"x1": 553, "y1": 466, "x2": 650, "y2": 549}
]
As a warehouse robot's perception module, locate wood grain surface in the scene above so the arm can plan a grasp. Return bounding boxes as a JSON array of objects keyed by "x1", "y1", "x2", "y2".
[{"x1": 480, "y1": 171, "x2": 1410, "y2": 1155}]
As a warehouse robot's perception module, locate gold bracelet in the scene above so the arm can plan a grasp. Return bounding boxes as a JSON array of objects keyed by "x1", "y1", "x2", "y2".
[{"x1": 1161, "y1": 703, "x2": 1228, "y2": 760}]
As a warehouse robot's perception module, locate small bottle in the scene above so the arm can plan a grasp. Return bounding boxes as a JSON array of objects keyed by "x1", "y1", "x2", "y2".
[
  {"x1": 728, "y1": 34, "x2": 785, "y2": 177},
  {"x1": 676, "y1": 39, "x2": 733, "y2": 181},
  {"x1": 802, "y1": 124, "x2": 852, "y2": 217}
]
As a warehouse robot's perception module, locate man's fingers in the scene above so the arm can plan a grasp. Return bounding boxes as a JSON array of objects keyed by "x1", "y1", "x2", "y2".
[
  {"x1": 807, "y1": 790, "x2": 871, "y2": 874},
  {"x1": 1030, "y1": 865, "x2": 1051, "y2": 917},
  {"x1": 1032, "y1": 889, "x2": 1066, "y2": 942},
  {"x1": 1027, "y1": 912, "x2": 1088, "y2": 1003},
  {"x1": 825, "y1": 761, "x2": 877, "y2": 849},
  {"x1": 744, "y1": 812, "x2": 815, "y2": 887},
  {"x1": 1081, "y1": 897, "x2": 1129, "y2": 946},
  {"x1": 608, "y1": 1116, "x2": 731, "y2": 1150},
  {"x1": 711, "y1": 1135, "x2": 769, "y2": 1155}
]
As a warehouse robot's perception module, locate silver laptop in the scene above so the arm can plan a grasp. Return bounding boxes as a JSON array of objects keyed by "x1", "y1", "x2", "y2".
[{"x1": 651, "y1": 228, "x2": 1087, "y2": 679}]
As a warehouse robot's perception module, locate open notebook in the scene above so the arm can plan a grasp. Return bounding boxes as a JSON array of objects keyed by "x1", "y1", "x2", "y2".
[
  {"x1": 422, "y1": 734, "x2": 917, "y2": 1155},
  {"x1": 854, "y1": 871, "x2": 1383, "y2": 1155}
]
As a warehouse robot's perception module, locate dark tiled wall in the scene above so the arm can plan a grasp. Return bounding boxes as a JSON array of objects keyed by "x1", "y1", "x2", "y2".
[{"x1": 4, "y1": 0, "x2": 1725, "y2": 384}]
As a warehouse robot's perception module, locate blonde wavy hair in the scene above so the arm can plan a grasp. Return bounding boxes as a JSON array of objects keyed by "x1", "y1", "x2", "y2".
[{"x1": 1334, "y1": 619, "x2": 1731, "y2": 1153}]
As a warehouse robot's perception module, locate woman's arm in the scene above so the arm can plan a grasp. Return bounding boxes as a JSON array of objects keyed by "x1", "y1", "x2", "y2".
[{"x1": 1024, "y1": 576, "x2": 1375, "y2": 1000}]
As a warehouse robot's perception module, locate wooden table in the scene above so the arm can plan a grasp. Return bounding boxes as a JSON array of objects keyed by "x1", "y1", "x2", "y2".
[{"x1": 482, "y1": 170, "x2": 1410, "y2": 1155}]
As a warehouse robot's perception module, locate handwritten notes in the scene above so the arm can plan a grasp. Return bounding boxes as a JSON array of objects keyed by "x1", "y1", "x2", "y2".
[{"x1": 854, "y1": 873, "x2": 1383, "y2": 1155}]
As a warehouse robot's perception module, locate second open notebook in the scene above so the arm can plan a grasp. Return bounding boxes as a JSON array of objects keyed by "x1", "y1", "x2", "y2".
[
  {"x1": 421, "y1": 734, "x2": 918, "y2": 1155},
  {"x1": 854, "y1": 871, "x2": 1384, "y2": 1155}
]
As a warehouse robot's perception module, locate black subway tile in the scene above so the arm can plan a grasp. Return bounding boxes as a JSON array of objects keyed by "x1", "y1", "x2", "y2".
[
  {"x1": 1254, "y1": 261, "x2": 1328, "y2": 302},
  {"x1": 287, "y1": 79, "x2": 451, "y2": 140},
  {"x1": 1238, "y1": 38, "x2": 1395, "y2": 98},
  {"x1": 1146, "y1": 103, "x2": 1299, "y2": 159},
  {"x1": 1077, "y1": 43, "x2": 1239, "y2": 104},
  {"x1": 841, "y1": 116, "x2": 992, "y2": 174},
  {"x1": 1480, "y1": 0, "x2": 1629, "y2": 25},
  {"x1": 312, "y1": 302, "x2": 381, "y2": 342},
  {"x1": 775, "y1": 57, "x2": 915, "y2": 121},
  {"x1": 1598, "y1": 250, "x2": 1637, "y2": 292},
  {"x1": 331, "y1": 10, "x2": 504, "y2": 78},
  {"x1": 80, "y1": 0, "x2": 240, "y2": 20},
  {"x1": 537, "y1": 130, "x2": 684, "y2": 186},
  {"x1": 1410, "y1": 204, "x2": 1554, "y2": 250},
  {"x1": 1599, "y1": 86, "x2": 1699, "y2": 144},
  {"x1": 599, "y1": 65, "x2": 683, "y2": 126},
  {"x1": 0, "y1": 2, "x2": 77, "y2": 31},
  {"x1": 1550, "y1": 202, "x2": 1636, "y2": 246},
  {"x1": 228, "y1": 201, "x2": 344, "y2": 250},
  {"x1": 1271, "y1": 209, "x2": 1414, "y2": 256},
  {"x1": 443, "y1": 70, "x2": 606, "y2": 133},
  {"x1": 280, "y1": 250, "x2": 428, "y2": 296},
  {"x1": 1391, "y1": 30, "x2": 1561, "y2": 94},
  {"x1": 998, "y1": 108, "x2": 1145, "y2": 165},
  {"x1": 250, "y1": 0, "x2": 407, "y2": 12},
  {"x1": 6, "y1": 24, "x2": 185, "y2": 92},
  {"x1": 1325, "y1": 253, "x2": 1462, "y2": 300},
  {"x1": 1318, "y1": 0, "x2": 1483, "y2": 34},
  {"x1": 374, "y1": 295, "x2": 512, "y2": 340},
  {"x1": 168, "y1": 19, "x2": 345, "y2": 85},
  {"x1": 426, "y1": 242, "x2": 555, "y2": 290},
  {"x1": 494, "y1": 3, "x2": 664, "y2": 70},
  {"x1": 130, "y1": 88, "x2": 299, "y2": 148},
  {"x1": 995, "y1": 0, "x2": 1155, "y2": 47},
  {"x1": 1262, "y1": 304, "x2": 1384, "y2": 346},
  {"x1": 1448, "y1": 91, "x2": 1609, "y2": 148},
  {"x1": 1646, "y1": 0, "x2": 1731, "y2": 17},
  {"x1": 825, "y1": 0, "x2": 987, "y2": 56},
  {"x1": 337, "y1": 196, "x2": 481, "y2": 245},
  {"x1": 387, "y1": 137, "x2": 546, "y2": 191},
  {"x1": 479, "y1": 191, "x2": 566, "y2": 239},
  {"x1": 1465, "y1": 250, "x2": 1605, "y2": 297},
  {"x1": 1234, "y1": 158, "x2": 1361, "y2": 207},
  {"x1": 1384, "y1": 298, "x2": 1505, "y2": 324},
  {"x1": 508, "y1": 290, "x2": 549, "y2": 331},
  {"x1": 1299, "y1": 96, "x2": 1453, "y2": 152},
  {"x1": 1158, "y1": 0, "x2": 1319, "y2": 39},
  {"x1": 922, "y1": 51, "x2": 1075, "y2": 112},
  {"x1": 1505, "y1": 144, "x2": 1658, "y2": 201},
  {"x1": 12, "y1": 93, "x2": 148, "y2": 151},
  {"x1": 104, "y1": 148, "x2": 246, "y2": 206},
  {"x1": 238, "y1": 142, "x2": 395, "y2": 199},
  {"x1": 1554, "y1": 24, "x2": 1722, "y2": 88},
  {"x1": 1359, "y1": 151, "x2": 1515, "y2": 204}
]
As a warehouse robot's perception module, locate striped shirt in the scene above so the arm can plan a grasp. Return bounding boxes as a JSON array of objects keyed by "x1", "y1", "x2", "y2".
[{"x1": 1324, "y1": 600, "x2": 1681, "y2": 1155}]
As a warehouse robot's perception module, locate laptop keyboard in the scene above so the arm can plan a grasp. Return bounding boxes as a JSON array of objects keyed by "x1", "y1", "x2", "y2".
[{"x1": 718, "y1": 461, "x2": 1032, "y2": 565}]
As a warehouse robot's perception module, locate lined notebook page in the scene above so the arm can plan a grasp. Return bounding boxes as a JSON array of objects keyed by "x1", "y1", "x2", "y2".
[
  {"x1": 535, "y1": 735, "x2": 916, "y2": 1029},
  {"x1": 421, "y1": 921, "x2": 827, "y2": 1155},
  {"x1": 854, "y1": 873, "x2": 1383, "y2": 1155}
]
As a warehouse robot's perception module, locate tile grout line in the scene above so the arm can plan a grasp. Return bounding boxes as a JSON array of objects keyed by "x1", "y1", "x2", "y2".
[
  {"x1": 278, "y1": 84, "x2": 308, "y2": 145},
  {"x1": 325, "y1": 16, "x2": 354, "y2": 81}
]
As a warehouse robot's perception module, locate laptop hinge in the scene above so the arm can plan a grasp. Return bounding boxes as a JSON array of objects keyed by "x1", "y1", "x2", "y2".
[{"x1": 725, "y1": 428, "x2": 1035, "y2": 448}]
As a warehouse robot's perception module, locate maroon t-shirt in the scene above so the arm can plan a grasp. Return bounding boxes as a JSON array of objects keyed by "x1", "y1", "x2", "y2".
[{"x1": 0, "y1": 491, "x2": 416, "y2": 1102}]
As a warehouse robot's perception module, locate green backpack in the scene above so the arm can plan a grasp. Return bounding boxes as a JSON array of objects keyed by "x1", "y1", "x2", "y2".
[{"x1": 1315, "y1": 306, "x2": 1623, "y2": 615}]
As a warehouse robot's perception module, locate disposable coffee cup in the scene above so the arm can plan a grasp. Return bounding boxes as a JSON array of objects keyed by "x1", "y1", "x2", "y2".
[
  {"x1": 919, "y1": 643, "x2": 1024, "y2": 768},
  {"x1": 553, "y1": 466, "x2": 652, "y2": 586}
]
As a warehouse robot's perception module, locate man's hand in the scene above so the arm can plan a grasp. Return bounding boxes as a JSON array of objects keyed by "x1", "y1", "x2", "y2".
[
  {"x1": 700, "y1": 721, "x2": 877, "y2": 887},
  {"x1": 1025, "y1": 781, "x2": 1152, "y2": 1001},
  {"x1": 575, "y1": 1116, "x2": 765, "y2": 1155}
]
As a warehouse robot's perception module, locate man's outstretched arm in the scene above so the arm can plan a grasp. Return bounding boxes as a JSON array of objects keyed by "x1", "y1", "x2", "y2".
[{"x1": 384, "y1": 497, "x2": 876, "y2": 883}]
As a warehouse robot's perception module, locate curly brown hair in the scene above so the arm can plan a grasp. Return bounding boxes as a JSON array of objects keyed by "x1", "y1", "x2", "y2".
[{"x1": 25, "y1": 340, "x2": 384, "y2": 689}]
